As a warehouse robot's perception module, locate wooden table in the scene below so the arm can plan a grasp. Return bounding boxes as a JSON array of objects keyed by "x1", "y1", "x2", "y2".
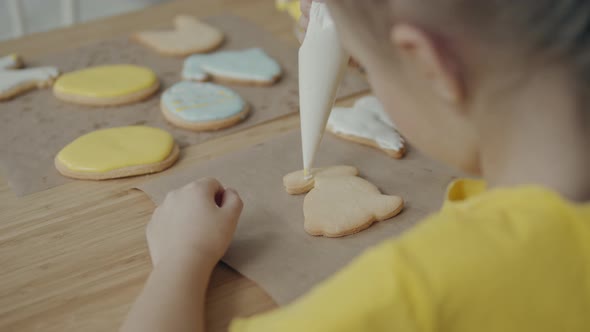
[{"x1": 0, "y1": 1, "x2": 357, "y2": 331}]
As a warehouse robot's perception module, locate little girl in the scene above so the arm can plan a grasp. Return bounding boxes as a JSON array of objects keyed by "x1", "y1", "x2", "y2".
[{"x1": 122, "y1": 1, "x2": 590, "y2": 331}]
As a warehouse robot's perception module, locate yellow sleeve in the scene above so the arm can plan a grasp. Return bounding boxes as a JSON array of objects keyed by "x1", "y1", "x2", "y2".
[{"x1": 230, "y1": 240, "x2": 435, "y2": 332}]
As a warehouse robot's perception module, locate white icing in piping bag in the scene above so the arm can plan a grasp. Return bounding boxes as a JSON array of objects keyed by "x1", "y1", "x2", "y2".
[{"x1": 299, "y1": 2, "x2": 349, "y2": 179}]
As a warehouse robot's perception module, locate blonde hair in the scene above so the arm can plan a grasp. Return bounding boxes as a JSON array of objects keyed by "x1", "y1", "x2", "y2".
[{"x1": 329, "y1": 0, "x2": 590, "y2": 81}]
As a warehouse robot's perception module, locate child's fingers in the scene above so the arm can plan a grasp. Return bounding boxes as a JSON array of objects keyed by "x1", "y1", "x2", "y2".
[
  {"x1": 299, "y1": 15, "x2": 309, "y2": 31},
  {"x1": 191, "y1": 178, "x2": 225, "y2": 201},
  {"x1": 301, "y1": 0, "x2": 325, "y2": 18},
  {"x1": 299, "y1": 0, "x2": 327, "y2": 42},
  {"x1": 220, "y1": 188, "x2": 244, "y2": 217},
  {"x1": 300, "y1": 0, "x2": 312, "y2": 19}
]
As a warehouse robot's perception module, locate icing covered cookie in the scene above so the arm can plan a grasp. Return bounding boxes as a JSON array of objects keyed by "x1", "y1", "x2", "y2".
[
  {"x1": 53, "y1": 64, "x2": 159, "y2": 106},
  {"x1": 161, "y1": 81, "x2": 249, "y2": 131},
  {"x1": 303, "y1": 175, "x2": 404, "y2": 237},
  {"x1": 0, "y1": 54, "x2": 22, "y2": 70},
  {"x1": 327, "y1": 96, "x2": 406, "y2": 159},
  {"x1": 182, "y1": 48, "x2": 282, "y2": 86},
  {"x1": 55, "y1": 126, "x2": 179, "y2": 180},
  {"x1": 134, "y1": 15, "x2": 224, "y2": 56},
  {"x1": 283, "y1": 165, "x2": 358, "y2": 195},
  {"x1": 0, "y1": 54, "x2": 59, "y2": 101}
]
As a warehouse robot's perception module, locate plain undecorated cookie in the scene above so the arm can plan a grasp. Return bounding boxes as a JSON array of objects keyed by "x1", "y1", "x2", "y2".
[
  {"x1": 303, "y1": 175, "x2": 404, "y2": 237},
  {"x1": 327, "y1": 96, "x2": 406, "y2": 159},
  {"x1": 161, "y1": 81, "x2": 250, "y2": 131},
  {"x1": 133, "y1": 15, "x2": 224, "y2": 56},
  {"x1": 182, "y1": 48, "x2": 282, "y2": 86},
  {"x1": 53, "y1": 64, "x2": 159, "y2": 106},
  {"x1": 283, "y1": 165, "x2": 359, "y2": 195},
  {"x1": 55, "y1": 126, "x2": 179, "y2": 180},
  {"x1": 0, "y1": 54, "x2": 59, "y2": 101},
  {"x1": 283, "y1": 165, "x2": 403, "y2": 237}
]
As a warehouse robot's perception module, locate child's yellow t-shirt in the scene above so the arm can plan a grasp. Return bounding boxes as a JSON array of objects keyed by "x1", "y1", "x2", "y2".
[{"x1": 230, "y1": 179, "x2": 590, "y2": 331}]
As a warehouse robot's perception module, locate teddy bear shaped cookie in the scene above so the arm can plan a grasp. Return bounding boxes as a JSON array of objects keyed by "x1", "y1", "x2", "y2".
[{"x1": 284, "y1": 166, "x2": 404, "y2": 237}]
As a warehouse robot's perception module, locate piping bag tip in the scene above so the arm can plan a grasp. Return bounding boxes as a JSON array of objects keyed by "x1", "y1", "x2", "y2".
[{"x1": 303, "y1": 168, "x2": 313, "y2": 180}]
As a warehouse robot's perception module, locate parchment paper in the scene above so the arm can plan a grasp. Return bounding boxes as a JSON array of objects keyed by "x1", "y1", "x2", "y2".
[
  {"x1": 0, "y1": 15, "x2": 368, "y2": 196},
  {"x1": 138, "y1": 130, "x2": 461, "y2": 305}
]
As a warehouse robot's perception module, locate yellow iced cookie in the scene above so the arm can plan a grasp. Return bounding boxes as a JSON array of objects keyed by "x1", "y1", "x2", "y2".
[
  {"x1": 55, "y1": 126, "x2": 179, "y2": 180},
  {"x1": 53, "y1": 64, "x2": 159, "y2": 106}
]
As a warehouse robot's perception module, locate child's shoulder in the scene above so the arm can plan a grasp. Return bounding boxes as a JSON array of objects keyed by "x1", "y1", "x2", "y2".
[
  {"x1": 404, "y1": 179, "x2": 590, "y2": 247},
  {"x1": 386, "y1": 179, "x2": 590, "y2": 330},
  {"x1": 438, "y1": 179, "x2": 590, "y2": 231},
  {"x1": 395, "y1": 178, "x2": 590, "y2": 283}
]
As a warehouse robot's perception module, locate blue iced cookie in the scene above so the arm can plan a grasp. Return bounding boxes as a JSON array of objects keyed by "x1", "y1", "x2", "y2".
[
  {"x1": 182, "y1": 48, "x2": 281, "y2": 86},
  {"x1": 161, "y1": 81, "x2": 249, "y2": 131}
]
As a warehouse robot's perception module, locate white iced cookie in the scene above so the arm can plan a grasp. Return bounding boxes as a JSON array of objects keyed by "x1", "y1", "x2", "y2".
[
  {"x1": 327, "y1": 96, "x2": 406, "y2": 158},
  {"x1": 0, "y1": 54, "x2": 22, "y2": 70},
  {"x1": 0, "y1": 54, "x2": 59, "y2": 101},
  {"x1": 133, "y1": 15, "x2": 224, "y2": 56},
  {"x1": 182, "y1": 48, "x2": 282, "y2": 86},
  {"x1": 283, "y1": 165, "x2": 404, "y2": 238}
]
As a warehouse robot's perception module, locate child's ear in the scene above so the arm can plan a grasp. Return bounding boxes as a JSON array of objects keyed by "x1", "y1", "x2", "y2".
[{"x1": 390, "y1": 24, "x2": 465, "y2": 105}]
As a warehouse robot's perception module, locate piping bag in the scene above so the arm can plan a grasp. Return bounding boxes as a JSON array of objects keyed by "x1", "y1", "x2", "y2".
[{"x1": 299, "y1": 2, "x2": 349, "y2": 179}]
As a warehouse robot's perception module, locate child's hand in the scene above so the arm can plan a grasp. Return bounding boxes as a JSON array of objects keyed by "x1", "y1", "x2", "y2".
[
  {"x1": 298, "y1": 0, "x2": 324, "y2": 41},
  {"x1": 146, "y1": 178, "x2": 243, "y2": 269},
  {"x1": 299, "y1": 0, "x2": 313, "y2": 31}
]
